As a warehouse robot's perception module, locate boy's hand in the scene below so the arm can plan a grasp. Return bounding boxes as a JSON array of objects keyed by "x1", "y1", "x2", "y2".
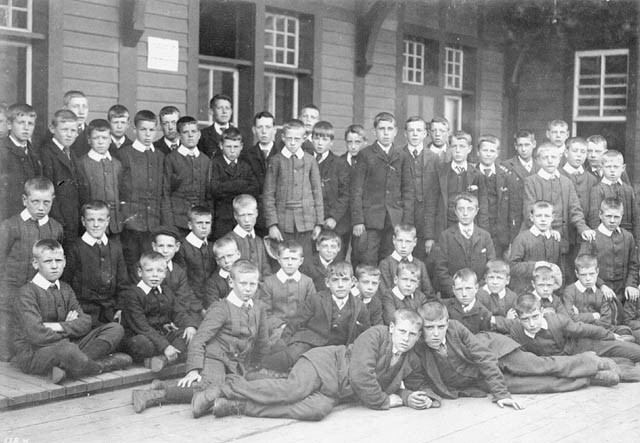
[
  {"x1": 425, "y1": 239, "x2": 434, "y2": 255},
  {"x1": 43, "y1": 322, "x2": 64, "y2": 332},
  {"x1": 269, "y1": 225, "x2": 284, "y2": 242},
  {"x1": 113, "y1": 310, "x2": 122, "y2": 324},
  {"x1": 312, "y1": 225, "x2": 322, "y2": 240},
  {"x1": 388, "y1": 393, "x2": 404, "y2": 408},
  {"x1": 614, "y1": 333, "x2": 625, "y2": 342},
  {"x1": 164, "y1": 345, "x2": 181, "y2": 362},
  {"x1": 65, "y1": 310, "x2": 79, "y2": 322},
  {"x1": 592, "y1": 312, "x2": 601, "y2": 320},
  {"x1": 178, "y1": 370, "x2": 201, "y2": 387},
  {"x1": 163, "y1": 322, "x2": 179, "y2": 333},
  {"x1": 625, "y1": 286, "x2": 640, "y2": 302},
  {"x1": 581, "y1": 229, "x2": 597, "y2": 242},
  {"x1": 406, "y1": 391, "x2": 434, "y2": 410},
  {"x1": 183, "y1": 326, "x2": 197, "y2": 344},
  {"x1": 506, "y1": 308, "x2": 517, "y2": 319},
  {"x1": 201, "y1": 308, "x2": 207, "y2": 318},
  {"x1": 600, "y1": 285, "x2": 616, "y2": 300},
  {"x1": 353, "y1": 224, "x2": 365, "y2": 237},
  {"x1": 550, "y1": 230, "x2": 561, "y2": 242},
  {"x1": 572, "y1": 305, "x2": 579, "y2": 315},
  {"x1": 324, "y1": 218, "x2": 337, "y2": 230},
  {"x1": 497, "y1": 398, "x2": 524, "y2": 410}
]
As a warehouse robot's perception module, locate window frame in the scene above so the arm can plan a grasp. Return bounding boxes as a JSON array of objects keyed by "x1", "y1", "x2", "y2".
[
  {"x1": 0, "y1": 0, "x2": 32, "y2": 32},
  {"x1": 403, "y1": 38, "x2": 425, "y2": 85},
  {"x1": 444, "y1": 46, "x2": 463, "y2": 91},
  {"x1": 197, "y1": 63, "x2": 239, "y2": 127},
  {"x1": 0, "y1": 39, "x2": 32, "y2": 103},
  {"x1": 444, "y1": 95, "x2": 462, "y2": 131},
  {"x1": 264, "y1": 12, "x2": 299, "y2": 69},
  {"x1": 264, "y1": 71, "x2": 299, "y2": 125}
]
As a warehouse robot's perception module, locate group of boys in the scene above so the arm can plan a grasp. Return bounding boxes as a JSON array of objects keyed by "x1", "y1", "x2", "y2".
[{"x1": 3, "y1": 91, "x2": 640, "y2": 423}]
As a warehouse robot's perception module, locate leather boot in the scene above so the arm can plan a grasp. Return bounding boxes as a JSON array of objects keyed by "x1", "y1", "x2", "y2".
[
  {"x1": 191, "y1": 386, "x2": 221, "y2": 419},
  {"x1": 213, "y1": 397, "x2": 247, "y2": 418},
  {"x1": 591, "y1": 370, "x2": 620, "y2": 387},
  {"x1": 132, "y1": 389, "x2": 166, "y2": 413},
  {"x1": 150, "y1": 379, "x2": 167, "y2": 390},
  {"x1": 144, "y1": 355, "x2": 168, "y2": 372},
  {"x1": 97, "y1": 353, "x2": 133, "y2": 373},
  {"x1": 51, "y1": 366, "x2": 66, "y2": 384}
]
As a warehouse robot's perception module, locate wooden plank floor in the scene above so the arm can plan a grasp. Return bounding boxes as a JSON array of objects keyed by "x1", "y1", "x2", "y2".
[{"x1": 2, "y1": 379, "x2": 640, "y2": 442}]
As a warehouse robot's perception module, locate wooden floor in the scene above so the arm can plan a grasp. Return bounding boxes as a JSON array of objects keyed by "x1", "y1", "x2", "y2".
[{"x1": 2, "y1": 379, "x2": 640, "y2": 443}]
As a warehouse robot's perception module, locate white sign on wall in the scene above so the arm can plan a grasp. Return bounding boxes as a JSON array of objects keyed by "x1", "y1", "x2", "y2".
[{"x1": 147, "y1": 36, "x2": 179, "y2": 72}]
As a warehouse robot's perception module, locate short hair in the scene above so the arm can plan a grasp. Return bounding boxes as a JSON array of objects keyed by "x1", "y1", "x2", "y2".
[
  {"x1": 450, "y1": 130, "x2": 472, "y2": 145},
  {"x1": 393, "y1": 224, "x2": 417, "y2": 238},
  {"x1": 221, "y1": 127, "x2": 243, "y2": 143},
  {"x1": 177, "y1": 116, "x2": 199, "y2": 133},
  {"x1": 373, "y1": 112, "x2": 396, "y2": 128},
  {"x1": 209, "y1": 94, "x2": 232, "y2": 109},
  {"x1": 282, "y1": 119, "x2": 305, "y2": 133},
  {"x1": 485, "y1": 259, "x2": 510, "y2": 277},
  {"x1": 574, "y1": 254, "x2": 598, "y2": 272},
  {"x1": 139, "y1": 251, "x2": 166, "y2": 267},
  {"x1": 230, "y1": 259, "x2": 259, "y2": 280},
  {"x1": 300, "y1": 104, "x2": 319, "y2": 114},
  {"x1": 212, "y1": 235, "x2": 238, "y2": 257},
  {"x1": 312, "y1": 121, "x2": 334, "y2": 139},
  {"x1": 514, "y1": 129, "x2": 535, "y2": 142},
  {"x1": 187, "y1": 205, "x2": 212, "y2": 220},
  {"x1": 134, "y1": 110, "x2": 157, "y2": 127},
  {"x1": 80, "y1": 200, "x2": 110, "y2": 217},
  {"x1": 418, "y1": 301, "x2": 449, "y2": 322},
  {"x1": 316, "y1": 229, "x2": 341, "y2": 248},
  {"x1": 530, "y1": 200, "x2": 553, "y2": 214},
  {"x1": 600, "y1": 197, "x2": 623, "y2": 212},
  {"x1": 344, "y1": 124, "x2": 366, "y2": 140},
  {"x1": 88, "y1": 119, "x2": 111, "y2": 136},
  {"x1": 429, "y1": 117, "x2": 450, "y2": 130},
  {"x1": 454, "y1": 192, "x2": 478, "y2": 209},
  {"x1": 355, "y1": 264, "x2": 381, "y2": 280},
  {"x1": 277, "y1": 239, "x2": 304, "y2": 257},
  {"x1": 601, "y1": 149, "x2": 624, "y2": 163},
  {"x1": 24, "y1": 177, "x2": 54, "y2": 196},
  {"x1": 566, "y1": 137, "x2": 587, "y2": 150},
  {"x1": 62, "y1": 90, "x2": 86, "y2": 106},
  {"x1": 151, "y1": 225, "x2": 181, "y2": 242},
  {"x1": 107, "y1": 104, "x2": 130, "y2": 121},
  {"x1": 233, "y1": 194, "x2": 257, "y2": 212},
  {"x1": 0, "y1": 103, "x2": 7, "y2": 116},
  {"x1": 159, "y1": 106, "x2": 180, "y2": 120},
  {"x1": 392, "y1": 308, "x2": 424, "y2": 328},
  {"x1": 253, "y1": 111, "x2": 274, "y2": 126},
  {"x1": 477, "y1": 134, "x2": 500, "y2": 150},
  {"x1": 547, "y1": 119, "x2": 568, "y2": 131},
  {"x1": 452, "y1": 268, "x2": 477, "y2": 285},
  {"x1": 405, "y1": 116, "x2": 427, "y2": 129},
  {"x1": 326, "y1": 261, "x2": 353, "y2": 279},
  {"x1": 532, "y1": 264, "x2": 555, "y2": 282},
  {"x1": 514, "y1": 293, "x2": 541, "y2": 315},
  {"x1": 51, "y1": 109, "x2": 78, "y2": 127},
  {"x1": 586, "y1": 134, "x2": 607, "y2": 149},
  {"x1": 7, "y1": 103, "x2": 36, "y2": 122},
  {"x1": 396, "y1": 260, "x2": 420, "y2": 278},
  {"x1": 534, "y1": 142, "x2": 557, "y2": 158},
  {"x1": 32, "y1": 238, "x2": 63, "y2": 260}
]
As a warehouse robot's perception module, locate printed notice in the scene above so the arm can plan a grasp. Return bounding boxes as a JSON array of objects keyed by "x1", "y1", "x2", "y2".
[{"x1": 147, "y1": 36, "x2": 179, "y2": 72}]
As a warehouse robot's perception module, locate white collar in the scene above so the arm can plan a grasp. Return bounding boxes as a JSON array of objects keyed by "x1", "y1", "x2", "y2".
[
  {"x1": 427, "y1": 336, "x2": 447, "y2": 351},
  {"x1": 219, "y1": 268, "x2": 230, "y2": 279},
  {"x1": 538, "y1": 169, "x2": 560, "y2": 180},
  {"x1": 533, "y1": 291, "x2": 553, "y2": 304},
  {"x1": 259, "y1": 141, "x2": 274, "y2": 152},
  {"x1": 391, "y1": 251, "x2": 413, "y2": 262},
  {"x1": 214, "y1": 122, "x2": 229, "y2": 134},
  {"x1": 185, "y1": 232, "x2": 207, "y2": 248},
  {"x1": 392, "y1": 286, "x2": 411, "y2": 301},
  {"x1": 602, "y1": 177, "x2": 623, "y2": 186},
  {"x1": 530, "y1": 225, "x2": 551, "y2": 239},
  {"x1": 137, "y1": 280, "x2": 161, "y2": 294},
  {"x1": 132, "y1": 139, "x2": 154, "y2": 153},
  {"x1": 451, "y1": 161, "x2": 468, "y2": 172},
  {"x1": 32, "y1": 272, "x2": 59, "y2": 290},
  {"x1": 346, "y1": 152, "x2": 355, "y2": 165},
  {"x1": 482, "y1": 285, "x2": 506, "y2": 299},
  {"x1": 20, "y1": 209, "x2": 49, "y2": 226},
  {"x1": 111, "y1": 135, "x2": 126, "y2": 147},
  {"x1": 88, "y1": 150, "x2": 112, "y2": 161},
  {"x1": 177, "y1": 145, "x2": 200, "y2": 157},
  {"x1": 458, "y1": 223, "x2": 474, "y2": 238},
  {"x1": 281, "y1": 148, "x2": 305, "y2": 159},
  {"x1": 524, "y1": 317, "x2": 549, "y2": 339},
  {"x1": 223, "y1": 155, "x2": 237, "y2": 165},
  {"x1": 319, "y1": 256, "x2": 333, "y2": 268},
  {"x1": 377, "y1": 142, "x2": 392, "y2": 154},
  {"x1": 277, "y1": 269, "x2": 301, "y2": 283},
  {"x1": 429, "y1": 143, "x2": 446, "y2": 154},
  {"x1": 462, "y1": 298, "x2": 476, "y2": 312},
  {"x1": 518, "y1": 156, "x2": 533, "y2": 168},
  {"x1": 9, "y1": 134, "x2": 27, "y2": 148},
  {"x1": 408, "y1": 144, "x2": 424, "y2": 156},
  {"x1": 226, "y1": 290, "x2": 253, "y2": 308},
  {"x1": 562, "y1": 163, "x2": 584, "y2": 175},
  {"x1": 574, "y1": 280, "x2": 596, "y2": 294},
  {"x1": 332, "y1": 294, "x2": 348, "y2": 310},
  {"x1": 164, "y1": 137, "x2": 179, "y2": 148},
  {"x1": 315, "y1": 151, "x2": 329, "y2": 163},
  {"x1": 52, "y1": 137, "x2": 66, "y2": 151},
  {"x1": 479, "y1": 163, "x2": 496, "y2": 176},
  {"x1": 233, "y1": 224, "x2": 255, "y2": 238},
  {"x1": 597, "y1": 223, "x2": 620, "y2": 237},
  {"x1": 81, "y1": 231, "x2": 109, "y2": 246}
]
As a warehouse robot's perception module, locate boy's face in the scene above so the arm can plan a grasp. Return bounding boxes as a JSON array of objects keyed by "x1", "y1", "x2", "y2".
[
  {"x1": 356, "y1": 273, "x2": 380, "y2": 299},
  {"x1": 66, "y1": 97, "x2": 89, "y2": 125},
  {"x1": 179, "y1": 123, "x2": 200, "y2": 149},
  {"x1": 485, "y1": 271, "x2": 509, "y2": 294},
  {"x1": 312, "y1": 133, "x2": 333, "y2": 155},
  {"x1": 600, "y1": 207, "x2": 623, "y2": 231},
  {"x1": 22, "y1": 189, "x2": 54, "y2": 220},
  {"x1": 450, "y1": 137, "x2": 471, "y2": 163},
  {"x1": 601, "y1": 157, "x2": 625, "y2": 183},
  {"x1": 546, "y1": 125, "x2": 568, "y2": 148},
  {"x1": 317, "y1": 239, "x2": 340, "y2": 263},
  {"x1": 518, "y1": 308, "x2": 544, "y2": 335},
  {"x1": 215, "y1": 244, "x2": 241, "y2": 272},
  {"x1": 135, "y1": 120, "x2": 157, "y2": 147},
  {"x1": 575, "y1": 266, "x2": 598, "y2": 289},
  {"x1": 429, "y1": 122, "x2": 449, "y2": 148},
  {"x1": 81, "y1": 207, "x2": 110, "y2": 239},
  {"x1": 234, "y1": 203, "x2": 258, "y2": 232},
  {"x1": 477, "y1": 141, "x2": 499, "y2": 167},
  {"x1": 452, "y1": 277, "x2": 478, "y2": 306},
  {"x1": 530, "y1": 207, "x2": 553, "y2": 232},
  {"x1": 394, "y1": 269, "x2": 419, "y2": 297},
  {"x1": 345, "y1": 132, "x2": 365, "y2": 156},
  {"x1": 89, "y1": 129, "x2": 111, "y2": 155},
  {"x1": 253, "y1": 116, "x2": 276, "y2": 145},
  {"x1": 532, "y1": 276, "x2": 555, "y2": 299},
  {"x1": 422, "y1": 317, "x2": 448, "y2": 349},
  {"x1": 565, "y1": 143, "x2": 587, "y2": 169},
  {"x1": 51, "y1": 120, "x2": 79, "y2": 148},
  {"x1": 587, "y1": 142, "x2": 606, "y2": 167},
  {"x1": 0, "y1": 112, "x2": 8, "y2": 138},
  {"x1": 405, "y1": 121, "x2": 427, "y2": 148},
  {"x1": 455, "y1": 199, "x2": 478, "y2": 226},
  {"x1": 515, "y1": 136, "x2": 535, "y2": 161},
  {"x1": 390, "y1": 318, "x2": 421, "y2": 354},
  {"x1": 536, "y1": 148, "x2": 560, "y2": 174},
  {"x1": 138, "y1": 258, "x2": 167, "y2": 288},
  {"x1": 109, "y1": 115, "x2": 130, "y2": 138},
  {"x1": 374, "y1": 120, "x2": 397, "y2": 147},
  {"x1": 393, "y1": 231, "x2": 417, "y2": 258},
  {"x1": 300, "y1": 108, "x2": 320, "y2": 134},
  {"x1": 10, "y1": 114, "x2": 36, "y2": 143},
  {"x1": 33, "y1": 248, "x2": 66, "y2": 282},
  {"x1": 188, "y1": 214, "x2": 212, "y2": 240},
  {"x1": 160, "y1": 112, "x2": 180, "y2": 141},
  {"x1": 212, "y1": 99, "x2": 232, "y2": 125},
  {"x1": 221, "y1": 139, "x2": 243, "y2": 162},
  {"x1": 282, "y1": 126, "x2": 305, "y2": 154},
  {"x1": 325, "y1": 273, "x2": 354, "y2": 300},
  {"x1": 229, "y1": 271, "x2": 260, "y2": 302},
  {"x1": 152, "y1": 234, "x2": 180, "y2": 262},
  {"x1": 277, "y1": 248, "x2": 304, "y2": 275}
]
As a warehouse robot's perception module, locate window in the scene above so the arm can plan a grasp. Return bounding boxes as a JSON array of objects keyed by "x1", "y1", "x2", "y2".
[
  {"x1": 264, "y1": 13, "x2": 299, "y2": 68},
  {"x1": 0, "y1": 41, "x2": 31, "y2": 103},
  {"x1": 444, "y1": 96, "x2": 462, "y2": 131},
  {"x1": 445, "y1": 47, "x2": 463, "y2": 90},
  {"x1": 197, "y1": 65, "x2": 239, "y2": 126},
  {"x1": 574, "y1": 49, "x2": 628, "y2": 121},
  {"x1": 403, "y1": 39, "x2": 424, "y2": 85},
  {"x1": 0, "y1": 0, "x2": 31, "y2": 31},
  {"x1": 264, "y1": 73, "x2": 298, "y2": 125}
]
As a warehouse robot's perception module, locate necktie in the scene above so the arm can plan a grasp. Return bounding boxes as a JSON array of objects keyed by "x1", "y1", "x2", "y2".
[
  {"x1": 63, "y1": 146, "x2": 71, "y2": 161},
  {"x1": 48, "y1": 284, "x2": 61, "y2": 297},
  {"x1": 490, "y1": 292, "x2": 500, "y2": 298},
  {"x1": 96, "y1": 240, "x2": 106, "y2": 254},
  {"x1": 390, "y1": 351, "x2": 402, "y2": 367},
  {"x1": 463, "y1": 304, "x2": 471, "y2": 313},
  {"x1": 242, "y1": 302, "x2": 252, "y2": 322},
  {"x1": 171, "y1": 143, "x2": 178, "y2": 150},
  {"x1": 315, "y1": 153, "x2": 322, "y2": 162},
  {"x1": 585, "y1": 288, "x2": 594, "y2": 297},
  {"x1": 455, "y1": 166, "x2": 464, "y2": 175},
  {"x1": 411, "y1": 149, "x2": 418, "y2": 159},
  {"x1": 483, "y1": 167, "x2": 491, "y2": 176},
  {"x1": 151, "y1": 287, "x2": 160, "y2": 296},
  {"x1": 436, "y1": 343, "x2": 447, "y2": 357}
]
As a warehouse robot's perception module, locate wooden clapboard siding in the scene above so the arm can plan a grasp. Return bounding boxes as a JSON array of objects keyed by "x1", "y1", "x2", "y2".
[
  {"x1": 477, "y1": 47, "x2": 504, "y2": 138},
  {"x1": 364, "y1": 17, "x2": 397, "y2": 127}
]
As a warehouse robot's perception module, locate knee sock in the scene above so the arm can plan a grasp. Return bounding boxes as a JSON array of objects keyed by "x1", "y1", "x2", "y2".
[
  {"x1": 164, "y1": 386, "x2": 195, "y2": 404},
  {"x1": 84, "y1": 339, "x2": 112, "y2": 361}
]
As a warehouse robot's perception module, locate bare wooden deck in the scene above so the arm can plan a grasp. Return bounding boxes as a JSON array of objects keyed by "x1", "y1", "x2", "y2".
[{"x1": 2, "y1": 379, "x2": 640, "y2": 442}]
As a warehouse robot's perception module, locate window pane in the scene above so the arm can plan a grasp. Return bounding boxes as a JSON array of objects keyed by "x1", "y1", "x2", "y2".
[
  {"x1": 264, "y1": 12, "x2": 299, "y2": 67},
  {"x1": 264, "y1": 75, "x2": 274, "y2": 114},
  {"x1": 14, "y1": 0, "x2": 28, "y2": 7},
  {"x1": 12, "y1": 9, "x2": 27, "y2": 29},
  {"x1": 0, "y1": 43, "x2": 27, "y2": 103},
  {"x1": 576, "y1": 51, "x2": 628, "y2": 120},
  {"x1": 197, "y1": 68, "x2": 211, "y2": 122},
  {"x1": 275, "y1": 76, "x2": 294, "y2": 124},
  {"x1": 0, "y1": 8, "x2": 7, "y2": 27},
  {"x1": 198, "y1": 67, "x2": 238, "y2": 125}
]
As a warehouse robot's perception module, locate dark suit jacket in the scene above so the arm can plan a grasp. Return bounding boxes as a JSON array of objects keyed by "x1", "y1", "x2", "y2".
[
  {"x1": 0, "y1": 137, "x2": 42, "y2": 220},
  {"x1": 70, "y1": 127, "x2": 90, "y2": 158},
  {"x1": 109, "y1": 136, "x2": 133, "y2": 161},
  {"x1": 444, "y1": 298, "x2": 492, "y2": 334},
  {"x1": 300, "y1": 254, "x2": 330, "y2": 292},
  {"x1": 477, "y1": 164, "x2": 521, "y2": 247},
  {"x1": 241, "y1": 142, "x2": 281, "y2": 192},
  {"x1": 198, "y1": 124, "x2": 238, "y2": 158},
  {"x1": 207, "y1": 156, "x2": 259, "y2": 227},
  {"x1": 153, "y1": 138, "x2": 178, "y2": 156},
  {"x1": 318, "y1": 152, "x2": 351, "y2": 234}
]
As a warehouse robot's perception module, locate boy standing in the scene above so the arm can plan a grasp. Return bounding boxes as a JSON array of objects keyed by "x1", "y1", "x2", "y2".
[
  {"x1": 340, "y1": 124, "x2": 367, "y2": 260},
  {"x1": 63, "y1": 91, "x2": 90, "y2": 157},
  {"x1": 199, "y1": 94, "x2": 236, "y2": 158},
  {"x1": 530, "y1": 264, "x2": 569, "y2": 317},
  {"x1": 107, "y1": 104, "x2": 132, "y2": 160},
  {"x1": 426, "y1": 117, "x2": 452, "y2": 166},
  {"x1": 154, "y1": 106, "x2": 181, "y2": 155},
  {"x1": 299, "y1": 104, "x2": 320, "y2": 153},
  {"x1": 546, "y1": 119, "x2": 570, "y2": 156}
]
